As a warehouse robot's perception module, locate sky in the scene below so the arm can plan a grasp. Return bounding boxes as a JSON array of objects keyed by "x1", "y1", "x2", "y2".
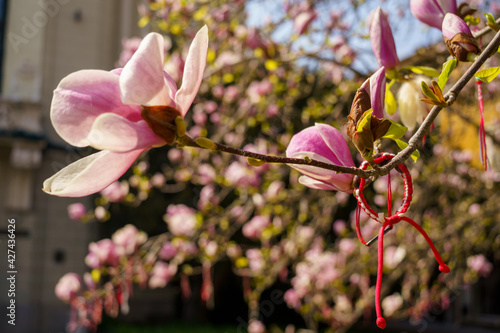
[{"x1": 245, "y1": 0, "x2": 448, "y2": 74}]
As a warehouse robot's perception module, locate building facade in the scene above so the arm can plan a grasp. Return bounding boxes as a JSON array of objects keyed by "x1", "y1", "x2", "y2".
[{"x1": 0, "y1": 1, "x2": 141, "y2": 332}]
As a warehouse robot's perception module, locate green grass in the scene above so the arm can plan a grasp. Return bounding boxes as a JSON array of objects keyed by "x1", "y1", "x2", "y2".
[{"x1": 98, "y1": 320, "x2": 238, "y2": 333}]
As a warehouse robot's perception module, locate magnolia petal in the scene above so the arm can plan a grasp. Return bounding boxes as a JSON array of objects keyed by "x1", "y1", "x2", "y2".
[
  {"x1": 410, "y1": 0, "x2": 456, "y2": 30},
  {"x1": 315, "y1": 123, "x2": 355, "y2": 167},
  {"x1": 286, "y1": 125, "x2": 342, "y2": 165},
  {"x1": 370, "y1": 7, "x2": 399, "y2": 69},
  {"x1": 43, "y1": 149, "x2": 146, "y2": 197},
  {"x1": 111, "y1": 68, "x2": 123, "y2": 75},
  {"x1": 298, "y1": 175, "x2": 341, "y2": 191},
  {"x1": 287, "y1": 152, "x2": 354, "y2": 192},
  {"x1": 175, "y1": 25, "x2": 209, "y2": 117},
  {"x1": 442, "y1": 13, "x2": 472, "y2": 39},
  {"x1": 360, "y1": 77, "x2": 370, "y2": 95},
  {"x1": 369, "y1": 67, "x2": 386, "y2": 118},
  {"x1": 51, "y1": 70, "x2": 142, "y2": 147},
  {"x1": 397, "y1": 79, "x2": 427, "y2": 131},
  {"x1": 86, "y1": 113, "x2": 165, "y2": 152},
  {"x1": 120, "y1": 32, "x2": 174, "y2": 107}
]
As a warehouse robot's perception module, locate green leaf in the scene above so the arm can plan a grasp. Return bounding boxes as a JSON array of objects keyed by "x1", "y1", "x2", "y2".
[
  {"x1": 464, "y1": 15, "x2": 481, "y2": 25},
  {"x1": 357, "y1": 109, "x2": 373, "y2": 133},
  {"x1": 484, "y1": 12, "x2": 496, "y2": 23},
  {"x1": 382, "y1": 120, "x2": 407, "y2": 140},
  {"x1": 395, "y1": 139, "x2": 420, "y2": 162},
  {"x1": 475, "y1": 67, "x2": 500, "y2": 83},
  {"x1": 385, "y1": 86, "x2": 397, "y2": 115},
  {"x1": 438, "y1": 58, "x2": 457, "y2": 90},
  {"x1": 420, "y1": 81, "x2": 440, "y2": 103},
  {"x1": 484, "y1": 12, "x2": 500, "y2": 32},
  {"x1": 408, "y1": 66, "x2": 440, "y2": 77}
]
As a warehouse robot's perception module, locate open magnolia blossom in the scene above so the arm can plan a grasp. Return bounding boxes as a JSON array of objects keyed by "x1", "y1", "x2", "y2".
[
  {"x1": 369, "y1": 7, "x2": 399, "y2": 70},
  {"x1": 410, "y1": 0, "x2": 457, "y2": 30},
  {"x1": 43, "y1": 26, "x2": 208, "y2": 197},
  {"x1": 286, "y1": 123, "x2": 355, "y2": 193}
]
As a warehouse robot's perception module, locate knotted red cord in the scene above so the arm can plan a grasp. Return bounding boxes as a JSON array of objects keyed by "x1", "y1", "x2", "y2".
[
  {"x1": 353, "y1": 153, "x2": 450, "y2": 329},
  {"x1": 476, "y1": 79, "x2": 488, "y2": 170}
]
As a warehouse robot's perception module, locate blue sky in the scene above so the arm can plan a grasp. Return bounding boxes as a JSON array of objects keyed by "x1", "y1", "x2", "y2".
[{"x1": 245, "y1": 0, "x2": 444, "y2": 74}]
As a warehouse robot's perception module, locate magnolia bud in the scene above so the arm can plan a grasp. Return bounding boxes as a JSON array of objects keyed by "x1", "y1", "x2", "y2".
[
  {"x1": 369, "y1": 7, "x2": 399, "y2": 69},
  {"x1": 442, "y1": 13, "x2": 480, "y2": 62},
  {"x1": 410, "y1": 0, "x2": 457, "y2": 30}
]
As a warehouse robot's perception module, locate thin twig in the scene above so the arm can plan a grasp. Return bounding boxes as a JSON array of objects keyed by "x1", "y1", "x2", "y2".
[
  {"x1": 473, "y1": 17, "x2": 500, "y2": 39},
  {"x1": 176, "y1": 135, "x2": 369, "y2": 177}
]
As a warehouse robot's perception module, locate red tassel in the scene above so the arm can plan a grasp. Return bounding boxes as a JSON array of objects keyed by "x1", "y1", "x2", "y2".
[
  {"x1": 401, "y1": 217, "x2": 450, "y2": 273},
  {"x1": 375, "y1": 221, "x2": 390, "y2": 329},
  {"x1": 387, "y1": 172, "x2": 392, "y2": 217},
  {"x1": 476, "y1": 79, "x2": 488, "y2": 170}
]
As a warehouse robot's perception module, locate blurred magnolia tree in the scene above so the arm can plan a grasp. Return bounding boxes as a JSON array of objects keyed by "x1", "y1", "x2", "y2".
[{"x1": 51, "y1": 0, "x2": 500, "y2": 332}]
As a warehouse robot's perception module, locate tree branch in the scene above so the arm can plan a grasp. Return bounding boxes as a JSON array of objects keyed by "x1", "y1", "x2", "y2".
[
  {"x1": 369, "y1": 29, "x2": 500, "y2": 177},
  {"x1": 180, "y1": 30, "x2": 500, "y2": 180}
]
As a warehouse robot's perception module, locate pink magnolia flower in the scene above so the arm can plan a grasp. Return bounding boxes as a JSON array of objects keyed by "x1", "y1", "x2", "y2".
[
  {"x1": 149, "y1": 261, "x2": 178, "y2": 289},
  {"x1": 242, "y1": 215, "x2": 271, "y2": 239},
  {"x1": 284, "y1": 289, "x2": 302, "y2": 310},
  {"x1": 67, "y1": 203, "x2": 86, "y2": 220},
  {"x1": 197, "y1": 163, "x2": 216, "y2": 185},
  {"x1": 85, "y1": 239, "x2": 119, "y2": 268},
  {"x1": 225, "y1": 161, "x2": 261, "y2": 187},
  {"x1": 248, "y1": 320, "x2": 266, "y2": 333},
  {"x1": 117, "y1": 37, "x2": 142, "y2": 67},
  {"x1": 159, "y1": 242, "x2": 178, "y2": 260},
  {"x1": 247, "y1": 79, "x2": 273, "y2": 104},
  {"x1": 293, "y1": 9, "x2": 317, "y2": 35},
  {"x1": 265, "y1": 180, "x2": 285, "y2": 200},
  {"x1": 370, "y1": 7, "x2": 399, "y2": 69},
  {"x1": 285, "y1": 0, "x2": 317, "y2": 35},
  {"x1": 43, "y1": 26, "x2": 208, "y2": 197},
  {"x1": 338, "y1": 238, "x2": 356, "y2": 255},
  {"x1": 112, "y1": 224, "x2": 147, "y2": 256},
  {"x1": 410, "y1": 0, "x2": 457, "y2": 30},
  {"x1": 467, "y1": 254, "x2": 493, "y2": 278},
  {"x1": 83, "y1": 272, "x2": 97, "y2": 290},
  {"x1": 246, "y1": 248, "x2": 265, "y2": 272},
  {"x1": 286, "y1": 123, "x2": 355, "y2": 193},
  {"x1": 164, "y1": 204, "x2": 198, "y2": 237},
  {"x1": 100, "y1": 181, "x2": 129, "y2": 202},
  {"x1": 381, "y1": 293, "x2": 403, "y2": 317},
  {"x1": 55, "y1": 273, "x2": 81, "y2": 303},
  {"x1": 197, "y1": 184, "x2": 220, "y2": 210}
]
